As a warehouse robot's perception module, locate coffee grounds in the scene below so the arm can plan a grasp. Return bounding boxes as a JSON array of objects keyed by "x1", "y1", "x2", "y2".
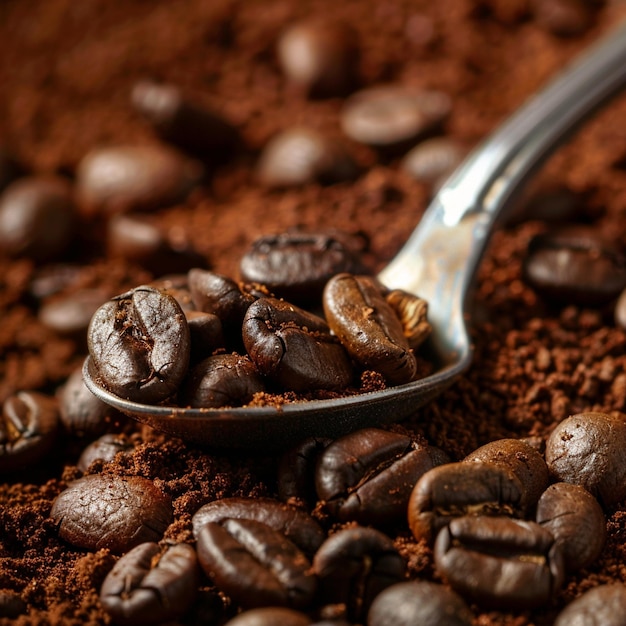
[{"x1": 2, "y1": 0, "x2": 626, "y2": 624}]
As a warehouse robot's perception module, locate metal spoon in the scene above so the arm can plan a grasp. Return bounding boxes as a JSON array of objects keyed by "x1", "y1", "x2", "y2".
[{"x1": 84, "y1": 22, "x2": 626, "y2": 449}]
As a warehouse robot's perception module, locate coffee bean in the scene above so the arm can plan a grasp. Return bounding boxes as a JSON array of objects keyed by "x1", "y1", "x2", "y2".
[
  {"x1": 367, "y1": 580, "x2": 474, "y2": 626},
  {"x1": 224, "y1": 607, "x2": 312, "y2": 626},
  {"x1": 197, "y1": 517, "x2": 317, "y2": 610},
  {"x1": 0, "y1": 145, "x2": 21, "y2": 192},
  {"x1": 315, "y1": 427, "x2": 449, "y2": 526},
  {"x1": 243, "y1": 297, "x2": 353, "y2": 392},
  {"x1": 277, "y1": 19, "x2": 359, "y2": 98},
  {"x1": 615, "y1": 287, "x2": 626, "y2": 330},
  {"x1": 100, "y1": 542, "x2": 199, "y2": 625},
  {"x1": 39, "y1": 289, "x2": 108, "y2": 339},
  {"x1": 181, "y1": 354, "x2": 264, "y2": 408},
  {"x1": 51, "y1": 474, "x2": 173, "y2": 554},
  {"x1": 434, "y1": 516, "x2": 564, "y2": 610},
  {"x1": 149, "y1": 274, "x2": 196, "y2": 312},
  {"x1": 385, "y1": 289, "x2": 432, "y2": 350},
  {"x1": 256, "y1": 128, "x2": 357, "y2": 188},
  {"x1": 278, "y1": 437, "x2": 331, "y2": 510},
  {"x1": 323, "y1": 274, "x2": 417, "y2": 385},
  {"x1": 131, "y1": 80, "x2": 238, "y2": 160},
  {"x1": 408, "y1": 462, "x2": 525, "y2": 543},
  {"x1": 0, "y1": 176, "x2": 75, "y2": 262},
  {"x1": 88, "y1": 285, "x2": 191, "y2": 404},
  {"x1": 312, "y1": 526, "x2": 405, "y2": 622},
  {"x1": 340, "y1": 85, "x2": 451, "y2": 149},
  {"x1": 186, "y1": 311, "x2": 225, "y2": 361},
  {"x1": 464, "y1": 438, "x2": 549, "y2": 511},
  {"x1": 0, "y1": 391, "x2": 58, "y2": 473},
  {"x1": 554, "y1": 584, "x2": 626, "y2": 626},
  {"x1": 77, "y1": 434, "x2": 134, "y2": 472},
  {"x1": 400, "y1": 137, "x2": 464, "y2": 186},
  {"x1": 29, "y1": 264, "x2": 83, "y2": 301},
  {"x1": 545, "y1": 412, "x2": 626, "y2": 507},
  {"x1": 76, "y1": 144, "x2": 204, "y2": 214},
  {"x1": 58, "y1": 367, "x2": 121, "y2": 437},
  {"x1": 533, "y1": 0, "x2": 593, "y2": 37},
  {"x1": 192, "y1": 497, "x2": 325, "y2": 558},
  {"x1": 239, "y1": 232, "x2": 363, "y2": 304},
  {"x1": 0, "y1": 590, "x2": 26, "y2": 619},
  {"x1": 511, "y1": 183, "x2": 584, "y2": 225},
  {"x1": 523, "y1": 230, "x2": 626, "y2": 306},
  {"x1": 536, "y1": 482, "x2": 606, "y2": 572}
]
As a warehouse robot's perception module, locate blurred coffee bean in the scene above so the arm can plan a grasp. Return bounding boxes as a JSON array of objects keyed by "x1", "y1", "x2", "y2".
[
  {"x1": 385, "y1": 289, "x2": 432, "y2": 350},
  {"x1": 533, "y1": 0, "x2": 593, "y2": 37},
  {"x1": 196, "y1": 518, "x2": 317, "y2": 609},
  {"x1": 57, "y1": 367, "x2": 121, "y2": 437},
  {"x1": 545, "y1": 412, "x2": 626, "y2": 507},
  {"x1": 186, "y1": 311, "x2": 225, "y2": 361},
  {"x1": 340, "y1": 85, "x2": 451, "y2": 150},
  {"x1": 240, "y1": 231, "x2": 363, "y2": 303},
  {"x1": 77, "y1": 433, "x2": 134, "y2": 472},
  {"x1": 315, "y1": 427, "x2": 449, "y2": 526},
  {"x1": 312, "y1": 526, "x2": 405, "y2": 622},
  {"x1": 277, "y1": 19, "x2": 359, "y2": 98},
  {"x1": 243, "y1": 297, "x2": 353, "y2": 391},
  {"x1": 278, "y1": 437, "x2": 331, "y2": 510},
  {"x1": 100, "y1": 542, "x2": 198, "y2": 625},
  {"x1": 401, "y1": 137, "x2": 464, "y2": 185},
  {"x1": 191, "y1": 497, "x2": 325, "y2": 557},
  {"x1": 464, "y1": 438, "x2": 549, "y2": 511},
  {"x1": 149, "y1": 274, "x2": 195, "y2": 312},
  {"x1": 0, "y1": 391, "x2": 58, "y2": 473},
  {"x1": 256, "y1": 128, "x2": 358, "y2": 188},
  {"x1": 523, "y1": 230, "x2": 626, "y2": 306},
  {"x1": 324, "y1": 274, "x2": 417, "y2": 385},
  {"x1": 29, "y1": 264, "x2": 82, "y2": 301},
  {"x1": 181, "y1": 354, "x2": 264, "y2": 408},
  {"x1": 0, "y1": 176, "x2": 75, "y2": 262},
  {"x1": 51, "y1": 474, "x2": 173, "y2": 554},
  {"x1": 0, "y1": 145, "x2": 21, "y2": 192},
  {"x1": 0, "y1": 590, "x2": 26, "y2": 619},
  {"x1": 88, "y1": 285, "x2": 191, "y2": 404},
  {"x1": 554, "y1": 584, "x2": 626, "y2": 626},
  {"x1": 39, "y1": 289, "x2": 108, "y2": 340},
  {"x1": 408, "y1": 462, "x2": 524, "y2": 543},
  {"x1": 76, "y1": 144, "x2": 204, "y2": 214},
  {"x1": 434, "y1": 516, "x2": 564, "y2": 610},
  {"x1": 224, "y1": 607, "x2": 312, "y2": 626},
  {"x1": 509, "y1": 183, "x2": 584, "y2": 225},
  {"x1": 367, "y1": 580, "x2": 473, "y2": 626},
  {"x1": 536, "y1": 482, "x2": 606, "y2": 572},
  {"x1": 131, "y1": 80, "x2": 239, "y2": 160},
  {"x1": 614, "y1": 287, "x2": 626, "y2": 330}
]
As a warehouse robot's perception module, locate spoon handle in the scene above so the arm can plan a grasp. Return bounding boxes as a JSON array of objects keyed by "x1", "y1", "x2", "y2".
[{"x1": 379, "y1": 20, "x2": 626, "y2": 355}]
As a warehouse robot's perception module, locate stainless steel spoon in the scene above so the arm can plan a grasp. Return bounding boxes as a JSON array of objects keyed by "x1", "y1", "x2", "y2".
[{"x1": 84, "y1": 22, "x2": 626, "y2": 449}]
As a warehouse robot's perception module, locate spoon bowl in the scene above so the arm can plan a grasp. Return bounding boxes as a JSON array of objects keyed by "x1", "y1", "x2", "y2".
[{"x1": 83, "y1": 23, "x2": 626, "y2": 449}]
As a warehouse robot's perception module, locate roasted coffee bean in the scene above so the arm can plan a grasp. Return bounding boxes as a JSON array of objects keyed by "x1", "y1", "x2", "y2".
[
  {"x1": 401, "y1": 137, "x2": 464, "y2": 186},
  {"x1": 239, "y1": 232, "x2": 362, "y2": 303},
  {"x1": 131, "y1": 80, "x2": 238, "y2": 159},
  {"x1": 324, "y1": 274, "x2": 417, "y2": 385},
  {"x1": 100, "y1": 542, "x2": 199, "y2": 625},
  {"x1": 181, "y1": 354, "x2": 264, "y2": 408},
  {"x1": 224, "y1": 607, "x2": 312, "y2": 626},
  {"x1": 367, "y1": 580, "x2": 473, "y2": 626},
  {"x1": 340, "y1": 85, "x2": 451, "y2": 150},
  {"x1": 554, "y1": 583, "x2": 626, "y2": 626},
  {"x1": 76, "y1": 144, "x2": 204, "y2": 214},
  {"x1": 277, "y1": 19, "x2": 359, "y2": 98},
  {"x1": 312, "y1": 526, "x2": 405, "y2": 622},
  {"x1": 522, "y1": 230, "x2": 626, "y2": 306},
  {"x1": 408, "y1": 462, "x2": 525, "y2": 543},
  {"x1": 39, "y1": 289, "x2": 108, "y2": 339},
  {"x1": 385, "y1": 289, "x2": 432, "y2": 350},
  {"x1": 88, "y1": 285, "x2": 191, "y2": 404},
  {"x1": 29, "y1": 264, "x2": 82, "y2": 301},
  {"x1": 77, "y1": 434, "x2": 134, "y2": 472},
  {"x1": 464, "y1": 438, "x2": 549, "y2": 511},
  {"x1": 0, "y1": 590, "x2": 26, "y2": 619},
  {"x1": 315, "y1": 427, "x2": 449, "y2": 526},
  {"x1": 197, "y1": 518, "x2": 317, "y2": 610},
  {"x1": 536, "y1": 482, "x2": 606, "y2": 572},
  {"x1": 243, "y1": 297, "x2": 353, "y2": 391},
  {"x1": 545, "y1": 412, "x2": 626, "y2": 507},
  {"x1": 511, "y1": 183, "x2": 584, "y2": 224},
  {"x1": 0, "y1": 391, "x2": 58, "y2": 473},
  {"x1": 533, "y1": 0, "x2": 593, "y2": 37},
  {"x1": 186, "y1": 311, "x2": 225, "y2": 360},
  {"x1": 256, "y1": 128, "x2": 357, "y2": 188},
  {"x1": 615, "y1": 287, "x2": 626, "y2": 330},
  {"x1": 434, "y1": 515, "x2": 564, "y2": 610},
  {"x1": 0, "y1": 176, "x2": 75, "y2": 262},
  {"x1": 51, "y1": 474, "x2": 173, "y2": 554},
  {"x1": 149, "y1": 274, "x2": 196, "y2": 312},
  {"x1": 58, "y1": 367, "x2": 121, "y2": 437},
  {"x1": 192, "y1": 497, "x2": 325, "y2": 557},
  {"x1": 278, "y1": 437, "x2": 331, "y2": 510}
]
